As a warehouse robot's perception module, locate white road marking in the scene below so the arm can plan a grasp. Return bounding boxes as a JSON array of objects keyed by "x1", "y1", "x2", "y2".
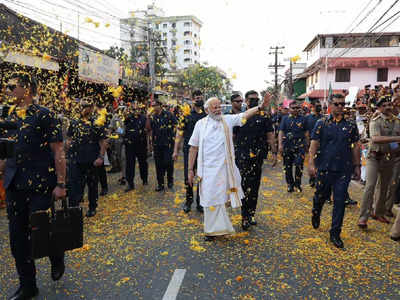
[{"x1": 162, "y1": 269, "x2": 186, "y2": 300}]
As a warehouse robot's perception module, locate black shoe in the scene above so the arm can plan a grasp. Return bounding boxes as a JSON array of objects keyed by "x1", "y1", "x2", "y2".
[
  {"x1": 196, "y1": 205, "x2": 204, "y2": 213},
  {"x1": 51, "y1": 258, "x2": 65, "y2": 281},
  {"x1": 330, "y1": 235, "x2": 344, "y2": 249},
  {"x1": 155, "y1": 185, "x2": 164, "y2": 192},
  {"x1": 9, "y1": 285, "x2": 39, "y2": 300},
  {"x1": 390, "y1": 236, "x2": 400, "y2": 241},
  {"x1": 86, "y1": 209, "x2": 96, "y2": 218},
  {"x1": 312, "y1": 210, "x2": 320, "y2": 229},
  {"x1": 118, "y1": 178, "x2": 126, "y2": 185},
  {"x1": 125, "y1": 185, "x2": 134, "y2": 193},
  {"x1": 345, "y1": 198, "x2": 357, "y2": 206},
  {"x1": 168, "y1": 183, "x2": 174, "y2": 189},
  {"x1": 287, "y1": 186, "x2": 294, "y2": 193},
  {"x1": 249, "y1": 217, "x2": 257, "y2": 226},
  {"x1": 204, "y1": 235, "x2": 215, "y2": 242},
  {"x1": 242, "y1": 219, "x2": 250, "y2": 231},
  {"x1": 100, "y1": 189, "x2": 108, "y2": 196},
  {"x1": 295, "y1": 185, "x2": 302, "y2": 192},
  {"x1": 183, "y1": 204, "x2": 191, "y2": 213}
]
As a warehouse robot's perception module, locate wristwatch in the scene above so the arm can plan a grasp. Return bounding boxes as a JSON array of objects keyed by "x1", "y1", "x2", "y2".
[{"x1": 57, "y1": 182, "x2": 66, "y2": 189}]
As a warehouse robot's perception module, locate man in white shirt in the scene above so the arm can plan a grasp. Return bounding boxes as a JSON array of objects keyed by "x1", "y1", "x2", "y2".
[{"x1": 188, "y1": 94, "x2": 271, "y2": 241}]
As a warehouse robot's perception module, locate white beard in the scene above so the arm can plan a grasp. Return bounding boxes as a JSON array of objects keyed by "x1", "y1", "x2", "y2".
[{"x1": 208, "y1": 112, "x2": 222, "y2": 121}]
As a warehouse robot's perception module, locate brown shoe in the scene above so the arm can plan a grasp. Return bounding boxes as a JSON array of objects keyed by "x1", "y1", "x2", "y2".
[
  {"x1": 358, "y1": 220, "x2": 368, "y2": 229},
  {"x1": 385, "y1": 211, "x2": 394, "y2": 218},
  {"x1": 376, "y1": 216, "x2": 390, "y2": 224}
]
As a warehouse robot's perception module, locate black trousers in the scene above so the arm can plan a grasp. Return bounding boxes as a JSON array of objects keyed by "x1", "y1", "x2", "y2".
[
  {"x1": 7, "y1": 189, "x2": 64, "y2": 288},
  {"x1": 313, "y1": 170, "x2": 351, "y2": 236},
  {"x1": 125, "y1": 145, "x2": 148, "y2": 187},
  {"x1": 153, "y1": 145, "x2": 174, "y2": 187},
  {"x1": 68, "y1": 162, "x2": 99, "y2": 211},
  {"x1": 97, "y1": 164, "x2": 108, "y2": 191},
  {"x1": 236, "y1": 156, "x2": 263, "y2": 219},
  {"x1": 183, "y1": 147, "x2": 200, "y2": 207},
  {"x1": 283, "y1": 149, "x2": 305, "y2": 188}
]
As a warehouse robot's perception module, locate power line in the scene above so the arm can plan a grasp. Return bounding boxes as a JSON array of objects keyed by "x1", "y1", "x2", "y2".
[{"x1": 336, "y1": 0, "x2": 400, "y2": 58}]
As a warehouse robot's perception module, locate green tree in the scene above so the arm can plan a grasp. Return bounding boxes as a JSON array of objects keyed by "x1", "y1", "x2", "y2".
[
  {"x1": 105, "y1": 46, "x2": 126, "y2": 61},
  {"x1": 176, "y1": 64, "x2": 231, "y2": 99}
]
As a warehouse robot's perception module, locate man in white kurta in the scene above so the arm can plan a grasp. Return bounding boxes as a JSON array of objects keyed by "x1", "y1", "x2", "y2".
[
  {"x1": 189, "y1": 111, "x2": 245, "y2": 236},
  {"x1": 187, "y1": 95, "x2": 272, "y2": 240}
]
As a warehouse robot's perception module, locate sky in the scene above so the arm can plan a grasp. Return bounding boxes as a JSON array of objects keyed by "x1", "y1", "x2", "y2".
[{"x1": 2, "y1": 0, "x2": 400, "y2": 94}]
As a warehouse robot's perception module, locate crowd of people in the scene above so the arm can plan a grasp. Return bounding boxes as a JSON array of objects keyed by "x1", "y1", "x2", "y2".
[{"x1": 1, "y1": 70, "x2": 400, "y2": 299}]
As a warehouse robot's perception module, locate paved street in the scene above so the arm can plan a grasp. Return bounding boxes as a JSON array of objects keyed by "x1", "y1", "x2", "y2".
[{"x1": 1, "y1": 157, "x2": 400, "y2": 299}]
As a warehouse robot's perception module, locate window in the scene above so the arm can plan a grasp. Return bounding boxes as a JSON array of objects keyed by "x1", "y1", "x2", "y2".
[
  {"x1": 156, "y1": 24, "x2": 159, "y2": 29},
  {"x1": 163, "y1": 32, "x2": 167, "y2": 37},
  {"x1": 163, "y1": 23, "x2": 167, "y2": 28},
  {"x1": 184, "y1": 31, "x2": 191, "y2": 36},
  {"x1": 172, "y1": 40, "x2": 176, "y2": 46},
  {"x1": 184, "y1": 58, "x2": 192, "y2": 63},
  {"x1": 184, "y1": 22, "x2": 191, "y2": 27},
  {"x1": 172, "y1": 23, "x2": 176, "y2": 28},
  {"x1": 194, "y1": 33, "x2": 197, "y2": 38},
  {"x1": 335, "y1": 69, "x2": 351, "y2": 82},
  {"x1": 184, "y1": 40, "x2": 192, "y2": 45},
  {"x1": 377, "y1": 68, "x2": 388, "y2": 82},
  {"x1": 194, "y1": 51, "x2": 197, "y2": 56},
  {"x1": 184, "y1": 49, "x2": 192, "y2": 55},
  {"x1": 162, "y1": 40, "x2": 167, "y2": 46}
]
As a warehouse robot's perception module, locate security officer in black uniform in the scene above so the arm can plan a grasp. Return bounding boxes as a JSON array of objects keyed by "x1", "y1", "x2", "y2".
[
  {"x1": 123, "y1": 102, "x2": 149, "y2": 192},
  {"x1": 305, "y1": 100, "x2": 323, "y2": 187},
  {"x1": 173, "y1": 90, "x2": 206, "y2": 213},
  {"x1": 147, "y1": 95, "x2": 177, "y2": 191},
  {"x1": 278, "y1": 101, "x2": 309, "y2": 192},
  {"x1": 2, "y1": 73, "x2": 67, "y2": 299},
  {"x1": 309, "y1": 94, "x2": 361, "y2": 249},
  {"x1": 67, "y1": 99, "x2": 107, "y2": 217},
  {"x1": 234, "y1": 90, "x2": 277, "y2": 230}
]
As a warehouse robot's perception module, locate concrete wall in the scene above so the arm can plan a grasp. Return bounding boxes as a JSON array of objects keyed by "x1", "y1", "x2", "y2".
[{"x1": 307, "y1": 67, "x2": 400, "y2": 91}]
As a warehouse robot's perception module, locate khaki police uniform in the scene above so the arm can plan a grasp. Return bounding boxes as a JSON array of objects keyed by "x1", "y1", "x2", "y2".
[{"x1": 359, "y1": 112, "x2": 400, "y2": 221}]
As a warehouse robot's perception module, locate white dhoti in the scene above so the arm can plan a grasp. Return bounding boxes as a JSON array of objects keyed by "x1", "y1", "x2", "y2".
[
  {"x1": 189, "y1": 114, "x2": 246, "y2": 236},
  {"x1": 204, "y1": 205, "x2": 235, "y2": 236}
]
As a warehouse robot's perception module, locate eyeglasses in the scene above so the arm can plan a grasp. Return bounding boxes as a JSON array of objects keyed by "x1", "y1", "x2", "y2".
[
  {"x1": 232, "y1": 100, "x2": 243, "y2": 103},
  {"x1": 6, "y1": 84, "x2": 17, "y2": 91},
  {"x1": 333, "y1": 102, "x2": 346, "y2": 107},
  {"x1": 248, "y1": 97, "x2": 259, "y2": 101}
]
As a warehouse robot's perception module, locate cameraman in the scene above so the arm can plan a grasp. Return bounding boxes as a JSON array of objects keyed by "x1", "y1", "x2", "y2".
[{"x1": 1, "y1": 72, "x2": 66, "y2": 299}]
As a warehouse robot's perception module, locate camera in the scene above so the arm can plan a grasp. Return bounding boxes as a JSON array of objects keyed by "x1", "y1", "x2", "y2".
[
  {"x1": 0, "y1": 138, "x2": 15, "y2": 159},
  {"x1": 0, "y1": 105, "x2": 11, "y2": 118},
  {"x1": 0, "y1": 104, "x2": 16, "y2": 159}
]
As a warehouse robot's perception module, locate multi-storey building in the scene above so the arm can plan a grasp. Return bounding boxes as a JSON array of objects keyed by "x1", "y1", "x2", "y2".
[
  {"x1": 298, "y1": 32, "x2": 400, "y2": 100},
  {"x1": 120, "y1": 5, "x2": 202, "y2": 70}
]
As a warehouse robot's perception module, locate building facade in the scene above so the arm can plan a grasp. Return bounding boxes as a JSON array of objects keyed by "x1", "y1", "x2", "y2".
[
  {"x1": 299, "y1": 32, "x2": 400, "y2": 99},
  {"x1": 120, "y1": 5, "x2": 202, "y2": 70}
]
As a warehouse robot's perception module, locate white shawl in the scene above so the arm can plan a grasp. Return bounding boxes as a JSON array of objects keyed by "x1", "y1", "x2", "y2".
[{"x1": 196, "y1": 116, "x2": 244, "y2": 208}]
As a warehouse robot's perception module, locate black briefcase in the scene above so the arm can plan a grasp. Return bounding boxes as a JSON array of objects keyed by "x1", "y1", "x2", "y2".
[{"x1": 30, "y1": 197, "x2": 83, "y2": 259}]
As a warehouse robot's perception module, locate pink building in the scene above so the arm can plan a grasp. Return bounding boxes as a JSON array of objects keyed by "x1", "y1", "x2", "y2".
[{"x1": 298, "y1": 32, "x2": 400, "y2": 100}]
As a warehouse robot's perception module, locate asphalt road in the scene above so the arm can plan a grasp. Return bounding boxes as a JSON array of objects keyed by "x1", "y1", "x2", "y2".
[{"x1": 1, "y1": 157, "x2": 399, "y2": 299}]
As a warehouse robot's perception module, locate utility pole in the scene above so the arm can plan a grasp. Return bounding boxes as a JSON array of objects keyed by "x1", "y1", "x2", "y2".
[
  {"x1": 268, "y1": 46, "x2": 285, "y2": 103},
  {"x1": 148, "y1": 26, "x2": 156, "y2": 100},
  {"x1": 289, "y1": 59, "x2": 293, "y2": 98}
]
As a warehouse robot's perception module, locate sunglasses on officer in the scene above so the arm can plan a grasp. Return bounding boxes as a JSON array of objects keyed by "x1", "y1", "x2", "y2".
[
  {"x1": 6, "y1": 84, "x2": 17, "y2": 92},
  {"x1": 232, "y1": 98, "x2": 243, "y2": 103},
  {"x1": 332, "y1": 102, "x2": 346, "y2": 107}
]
